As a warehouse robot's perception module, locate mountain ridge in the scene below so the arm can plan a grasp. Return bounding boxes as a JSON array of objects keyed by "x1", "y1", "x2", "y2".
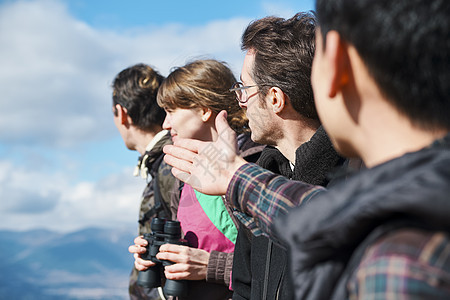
[{"x1": 0, "y1": 226, "x2": 138, "y2": 299}]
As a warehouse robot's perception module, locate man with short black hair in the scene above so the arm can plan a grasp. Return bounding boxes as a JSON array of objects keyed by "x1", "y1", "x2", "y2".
[{"x1": 112, "y1": 64, "x2": 176, "y2": 299}]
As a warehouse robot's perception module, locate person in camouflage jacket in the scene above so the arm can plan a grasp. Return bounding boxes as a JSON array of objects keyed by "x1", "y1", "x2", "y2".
[{"x1": 112, "y1": 63, "x2": 178, "y2": 299}]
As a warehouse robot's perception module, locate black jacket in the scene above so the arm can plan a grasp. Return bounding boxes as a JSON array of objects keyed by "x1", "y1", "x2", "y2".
[
  {"x1": 276, "y1": 134, "x2": 450, "y2": 299},
  {"x1": 232, "y1": 126, "x2": 345, "y2": 300}
]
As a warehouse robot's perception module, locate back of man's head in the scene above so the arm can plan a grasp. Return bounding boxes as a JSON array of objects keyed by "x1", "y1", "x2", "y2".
[
  {"x1": 112, "y1": 63, "x2": 166, "y2": 131},
  {"x1": 242, "y1": 12, "x2": 318, "y2": 121},
  {"x1": 316, "y1": 0, "x2": 450, "y2": 131}
]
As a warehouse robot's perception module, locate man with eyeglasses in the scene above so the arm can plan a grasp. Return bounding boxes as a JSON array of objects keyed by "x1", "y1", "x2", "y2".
[{"x1": 228, "y1": 12, "x2": 345, "y2": 300}]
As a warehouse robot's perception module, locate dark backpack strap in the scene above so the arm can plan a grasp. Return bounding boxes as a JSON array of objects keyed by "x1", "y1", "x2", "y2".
[
  {"x1": 262, "y1": 239, "x2": 273, "y2": 300},
  {"x1": 138, "y1": 155, "x2": 172, "y2": 226},
  {"x1": 152, "y1": 163, "x2": 171, "y2": 219}
]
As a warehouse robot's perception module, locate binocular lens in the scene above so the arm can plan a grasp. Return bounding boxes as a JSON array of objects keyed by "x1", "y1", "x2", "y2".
[{"x1": 164, "y1": 220, "x2": 182, "y2": 235}]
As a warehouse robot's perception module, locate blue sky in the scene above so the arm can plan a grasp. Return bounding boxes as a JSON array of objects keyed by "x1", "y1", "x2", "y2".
[{"x1": 0, "y1": 0, "x2": 314, "y2": 232}]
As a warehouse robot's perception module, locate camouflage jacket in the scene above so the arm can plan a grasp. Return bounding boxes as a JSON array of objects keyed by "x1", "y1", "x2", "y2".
[{"x1": 130, "y1": 131, "x2": 179, "y2": 300}]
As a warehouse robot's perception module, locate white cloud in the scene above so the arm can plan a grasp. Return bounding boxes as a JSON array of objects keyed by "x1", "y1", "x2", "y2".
[
  {"x1": 0, "y1": 0, "x2": 250, "y2": 149},
  {"x1": 0, "y1": 0, "x2": 253, "y2": 233},
  {"x1": 0, "y1": 159, "x2": 145, "y2": 232},
  {"x1": 261, "y1": 1, "x2": 315, "y2": 19}
]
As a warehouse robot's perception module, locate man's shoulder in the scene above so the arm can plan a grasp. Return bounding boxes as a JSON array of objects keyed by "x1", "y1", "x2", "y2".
[
  {"x1": 153, "y1": 133, "x2": 175, "y2": 180},
  {"x1": 350, "y1": 228, "x2": 450, "y2": 298},
  {"x1": 157, "y1": 157, "x2": 177, "y2": 185}
]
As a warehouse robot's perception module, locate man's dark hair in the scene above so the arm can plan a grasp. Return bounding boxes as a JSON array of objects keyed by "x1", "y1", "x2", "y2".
[
  {"x1": 316, "y1": 0, "x2": 450, "y2": 130},
  {"x1": 242, "y1": 12, "x2": 318, "y2": 121},
  {"x1": 112, "y1": 63, "x2": 166, "y2": 130}
]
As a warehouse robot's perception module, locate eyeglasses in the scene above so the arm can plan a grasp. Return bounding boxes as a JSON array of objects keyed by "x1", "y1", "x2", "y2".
[{"x1": 229, "y1": 82, "x2": 276, "y2": 104}]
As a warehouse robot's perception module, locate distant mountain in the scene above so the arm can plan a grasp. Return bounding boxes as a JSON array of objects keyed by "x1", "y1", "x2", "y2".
[{"x1": 0, "y1": 226, "x2": 138, "y2": 300}]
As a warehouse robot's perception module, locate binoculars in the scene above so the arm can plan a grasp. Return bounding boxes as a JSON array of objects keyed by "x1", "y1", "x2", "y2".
[{"x1": 137, "y1": 218, "x2": 189, "y2": 297}]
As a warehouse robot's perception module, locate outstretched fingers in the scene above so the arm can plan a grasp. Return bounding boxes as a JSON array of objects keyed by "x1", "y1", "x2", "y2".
[
  {"x1": 164, "y1": 151, "x2": 194, "y2": 175},
  {"x1": 165, "y1": 138, "x2": 206, "y2": 157},
  {"x1": 163, "y1": 139, "x2": 205, "y2": 172},
  {"x1": 163, "y1": 111, "x2": 244, "y2": 195}
]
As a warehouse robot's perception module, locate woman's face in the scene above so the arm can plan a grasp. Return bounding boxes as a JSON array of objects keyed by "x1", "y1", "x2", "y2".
[{"x1": 162, "y1": 107, "x2": 212, "y2": 141}]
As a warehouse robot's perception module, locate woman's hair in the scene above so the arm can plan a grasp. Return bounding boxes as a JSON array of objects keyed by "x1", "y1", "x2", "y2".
[{"x1": 157, "y1": 59, "x2": 249, "y2": 134}]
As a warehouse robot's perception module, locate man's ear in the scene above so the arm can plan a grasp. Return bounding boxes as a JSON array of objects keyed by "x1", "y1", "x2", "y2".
[
  {"x1": 115, "y1": 104, "x2": 130, "y2": 125},
  {"x1": 201, "y1": 107, "x2": 213, "y2": 122},
  {"x1": 325, "y1": 30, "x2": 350, "y2": 98},
  {"x1": 268, "y1": 87, "x2": 286, "y2": 114}
]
